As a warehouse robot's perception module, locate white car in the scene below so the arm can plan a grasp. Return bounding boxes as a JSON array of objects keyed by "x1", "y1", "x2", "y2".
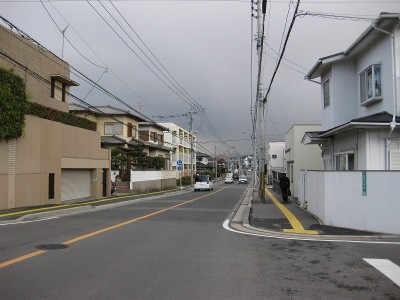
[
  {"x1": 238, "y1": 175, "x2": 248, "y2": 184},
  {"x1": 224, "y1": 176, "x2": 233, "y2": 184},
  {"x1": 194, "y1": 175, "x2": 214, "y2": 191}
]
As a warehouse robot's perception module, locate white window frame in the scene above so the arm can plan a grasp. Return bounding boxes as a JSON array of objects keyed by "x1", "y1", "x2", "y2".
[
  {"x1": 335, "y1": 151, "x2": 355, "y2": 171},
  {"x1": 359, "y1": 64, "x2": 382, "y2": 106},
  {"x1": 104, "y1": 122, "x2": 123, "y2": 135}
]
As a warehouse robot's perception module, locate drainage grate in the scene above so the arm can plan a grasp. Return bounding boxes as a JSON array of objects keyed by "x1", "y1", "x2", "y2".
[{"x1": 35, "y1": 244, "x2": 69, "y2": 250}]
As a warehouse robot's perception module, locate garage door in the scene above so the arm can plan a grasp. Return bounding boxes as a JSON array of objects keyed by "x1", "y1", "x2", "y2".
[{"x1": 61, "y1": 169, "x2": 91, "y2": 201}]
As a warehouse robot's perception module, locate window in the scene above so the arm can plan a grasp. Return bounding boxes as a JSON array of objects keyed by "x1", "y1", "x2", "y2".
[
  {"x1": 335, "y1": 152, "x2": 355, "y2": 170},
  {"x1": 104, "y1": 122, "x2": 123, "y2": 135},
  {"x1": 132, "y1": 125, "x2": 137, "y2": 138},
  {"x1": 51, "y1": 78, "x2": 56, "y2": 98},
  {"x1": 323, "y1": 80, "x2": 330, "y2": 108},
  {"x1": 272, "y1": 154, "x2": 277, "y2": 159},
  {"x1": 151, "y1": 131, "x2": 156, "y2": 142},
  {"x1": 61, "y1": 83, "x2": 66, "y2": 102},
  {"x1": 127, "y1": 123, "x2": 133, "y2": 138},
  {"x1": 49, "y1": 173, "x2": 55, "y2": 199},
  {"x1": 359, "y1": 64, "x2": 382, "y2": 105}
]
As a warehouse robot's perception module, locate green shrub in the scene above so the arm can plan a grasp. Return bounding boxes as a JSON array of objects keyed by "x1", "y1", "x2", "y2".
[
  {"x1": 27, "y1": 102, "x2": 97, "y2": 131},
  {"x1": 0, "y1": 68, "x2": 28, "y2": 139},
  {"x1": 177, "y1": 176, "x2": 192, "y2": 186}
]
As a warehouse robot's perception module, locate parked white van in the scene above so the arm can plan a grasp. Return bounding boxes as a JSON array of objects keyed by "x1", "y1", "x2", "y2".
[{"x1": 194, "y1": 175, "x2": 214, "y2": 191}]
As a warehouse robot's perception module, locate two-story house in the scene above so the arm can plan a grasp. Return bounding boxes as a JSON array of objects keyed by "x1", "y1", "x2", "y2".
[
  {"x1": 285, "y1": 125, "x2": 323, "y2": 200},
  {"x1": 196, "y1": 151, "x2": 214, "y2": 174},
  {"x1": 0, "y1": 23, "x2": 110, "y2": 208},
  {"x1": 266, "y1": 141, "x2": 285, "y2": 184},
  {"x1": 303, "y1": 13, "x2": 400, "y2": 171},
  {"x1": 69, "y1": 104, "x2": 172, "y2": 170},
  {"x1": 138, "y1": 122, "x2": 172, "y2": 169}
]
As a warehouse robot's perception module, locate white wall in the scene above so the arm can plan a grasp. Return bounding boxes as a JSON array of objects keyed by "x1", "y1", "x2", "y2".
[
  {"x1": 356, "y1": 33, "x2": 394, "y2": 117},
  {"x1": 130, "y1": 170, "x2": 176, "y2": 183},
  {"x1": 286, "y1": 125, "x2": 323, "y2": 198},
  {"x1": 305, "y1": 170, "x2": 400, "y2": 235},
  {"x1": 268, "y1": 142, "x2": 285, "y2": 170}
]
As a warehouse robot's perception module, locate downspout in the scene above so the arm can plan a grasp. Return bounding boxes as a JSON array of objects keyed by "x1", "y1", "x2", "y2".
[{"x1": 373, "y1": 24, "x2": 398, "y2": 169}]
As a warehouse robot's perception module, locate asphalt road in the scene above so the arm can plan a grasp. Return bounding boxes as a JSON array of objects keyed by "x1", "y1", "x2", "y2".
[{"x1": 0, "y1": 183, "x2": 399, "y2": 299}]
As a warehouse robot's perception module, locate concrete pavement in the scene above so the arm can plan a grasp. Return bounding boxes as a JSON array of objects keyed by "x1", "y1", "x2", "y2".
[{"x1": 229, "y1": 185, "x2": 400, "y2": 243}]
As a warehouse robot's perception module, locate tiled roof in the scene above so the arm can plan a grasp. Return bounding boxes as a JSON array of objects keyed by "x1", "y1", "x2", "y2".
[
  {"x1": 196, "y1": 151, "x2": 211, "y2": 158},
  {"x1": 350, "y1": 112, "x2": 400, "y2": 123},
  {"x1": 128, "y1": 139, "x2": 172, "y2": 152},
  {"x1": 69, "y1": 103, "x2": 147, "y2": 122},
  {"x1": 139, "y1": 122, "x2": 170, "y2": 132},
  {"x1": 101, "y1": 135, "x2": 127, "y2": 145}
]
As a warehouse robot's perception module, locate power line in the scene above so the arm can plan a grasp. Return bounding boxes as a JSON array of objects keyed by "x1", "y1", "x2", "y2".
[
  {"x1": 45, "y1": 0, "x2": 148, "y2": 105},
  {"x1": 0, "y1": 17, "x2": 223, "y2": 155},
  {"x1": 1, "y1": 0, "x2": 398, "y2": 2},
  {"x1": 39, "y1": 0, "x2": 107, "y2": 69},
  {"x1": 87, "y1": 1, "x2": 226, "y2": 147},
  {"x1": 262, "y1": 0, "x2": 300, "y2": 103}
]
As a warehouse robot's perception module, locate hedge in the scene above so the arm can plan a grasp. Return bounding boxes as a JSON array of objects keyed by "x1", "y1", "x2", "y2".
[
  {"x1": 0, "y1": 67, "x2": 28, "y2": 139},
  {"x1": 27, "y1": 102, "x2": 97, "y2": 131},
  {"x1": 0, "y1": 67, "x2": 96, "y2": 137}
]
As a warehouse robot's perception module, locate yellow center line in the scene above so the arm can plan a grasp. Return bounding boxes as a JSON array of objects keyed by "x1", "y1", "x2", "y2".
[
  {"x1": 0, "y1": 187, "x2": 226, "y2": 269},
  {"x1": 265, "y1": 188, "x2": 318, "y2": 235},
  {"x1": 0, "y1": 250, "x2": 47, "y2": 269}
]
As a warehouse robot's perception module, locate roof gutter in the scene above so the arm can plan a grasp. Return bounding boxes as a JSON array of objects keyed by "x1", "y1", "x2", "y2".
[
  {"x1": 371, "y1": 23, "x2": 398, "y2": 134},
  {"x1": 319, "y1": 122, "x2": 394, "y2": 138}
]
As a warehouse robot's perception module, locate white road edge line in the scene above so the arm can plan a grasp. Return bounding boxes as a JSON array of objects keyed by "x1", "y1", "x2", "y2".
[
  {"x1": 223, "y1": 219, "x2": 400, "y2": 245},
  {"x1": 0, "y1": 216, "x2": 59, "y2": 226},
  {"x1": 363, "y1": 259, "x2": 400, "y2": 288}
]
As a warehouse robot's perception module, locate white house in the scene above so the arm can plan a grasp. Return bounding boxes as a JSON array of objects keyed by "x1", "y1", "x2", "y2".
[
  {"x1": 284, "y1": 125, "x2": 323, "y2": 200},
  {"x1": 159, "y1": 122, "x2": 197, "y2": 178},
  {"x1": 299, "y1": 13, "x2": 400, "y2": 234},
  {"x1": 266, "y1": 142, "x2": 285, "y2": 183},
  {"x1": 303, "y1": 13, "x2": 400, "y2": 170}
]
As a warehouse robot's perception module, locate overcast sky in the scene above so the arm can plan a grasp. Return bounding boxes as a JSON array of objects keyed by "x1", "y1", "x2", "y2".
[{"x1": 1, "y1": 0, "x2": 399, "y2": 156}]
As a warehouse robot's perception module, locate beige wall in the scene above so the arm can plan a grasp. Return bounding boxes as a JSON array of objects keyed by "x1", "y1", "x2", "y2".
[
  {"x1": 0, "y1": 25, "x2": 71, "y2": 112},
  {"x1": 72, "y1": 113, "x2": 140, "y2": 140},
  {"x1": 0, "y1": 116, "x2": 110, "y2": 210}
]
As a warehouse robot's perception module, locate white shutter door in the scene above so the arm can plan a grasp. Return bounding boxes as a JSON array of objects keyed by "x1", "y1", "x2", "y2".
[
  {"x1": 61, "y1": 169, "x2": 91, "y2": 201},
  {"x1": 390, "y1": 150, "x2": 400, "y2": 170}
]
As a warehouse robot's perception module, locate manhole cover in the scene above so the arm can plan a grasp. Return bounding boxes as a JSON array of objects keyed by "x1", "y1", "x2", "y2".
[{"x1": 35, "y1": 244, "x2": 69, "y2": 250}]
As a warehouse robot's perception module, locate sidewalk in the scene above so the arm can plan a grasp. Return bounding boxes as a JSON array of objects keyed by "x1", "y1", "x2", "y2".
[
  {"x1": 0, "y1": 188, "x2": 187, "y2": 222},
  {"x1": 246, "y1": 186, "x2": 387, "y2": 237}
]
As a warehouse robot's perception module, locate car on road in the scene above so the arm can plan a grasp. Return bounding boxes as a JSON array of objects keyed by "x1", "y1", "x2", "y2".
[
  {"x1": 238, "y1": 175, "x2": 248, "y2": 184},
  {"x1": 224, "y1": 176, "x2": 233, "y2": 184},
  {"x1": 233, "y1": 174, "x2": 239, "y2": 181},
  {"x1": 194, "y1": 175, "x2": 214, "y2": 191}
]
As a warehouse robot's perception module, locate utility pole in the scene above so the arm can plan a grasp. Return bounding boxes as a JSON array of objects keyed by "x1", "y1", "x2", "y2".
[
  {"x1": 256, "y1": 0, "x2": 267, "y2": 200},
  {"x1": 156, "y1": 110, "x2": 197, "y2": 184},
  {"x1": 214, "y1": 142, "x2": 218, "y2": 181},
  {"x1": 61, "y1": 25, "x2": 68, "y2": 58},
  {"x1": 189, "y1": 110, "x2": 197, "y2": 186}
]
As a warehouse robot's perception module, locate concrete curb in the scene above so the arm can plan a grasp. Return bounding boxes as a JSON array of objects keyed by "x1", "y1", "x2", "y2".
[
  {"x1": 231, "y1": 188, "x2": 252, "y2": 224},
  {"x1": 10, "y1": 188, "x2": 192, "y2": 222},
  {"x1": 229, "y1": 187, "x2": 399, "y2": 242},
  {"x1": 17, "y1": 205, "x2": 94, "y2": 221}
]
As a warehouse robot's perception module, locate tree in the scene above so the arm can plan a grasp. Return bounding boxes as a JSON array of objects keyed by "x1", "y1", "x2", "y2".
[
  {"x1": 111, "y1": 149, "x2": 129, "y2": 170},
  {"x1": 152, "y1": 156, "x2": 165, "y2": 170},
  {"x1": 129, "y1": 145, "x2": 148, "y2": 170}
]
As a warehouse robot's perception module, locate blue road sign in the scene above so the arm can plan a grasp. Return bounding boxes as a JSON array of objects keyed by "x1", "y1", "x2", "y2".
[
  {"x1": 177, "y1": 160, "x2": 183, "y2": 166},
  {"x1": 177, "y1": 166, "x2": 182, "y2": 171}
]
